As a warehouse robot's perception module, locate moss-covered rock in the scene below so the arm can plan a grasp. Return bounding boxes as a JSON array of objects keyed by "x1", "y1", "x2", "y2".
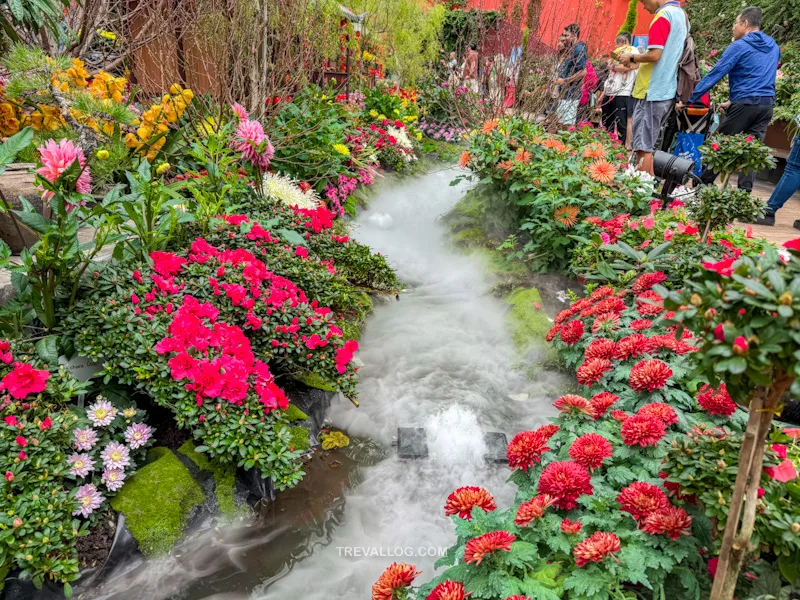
[
  {"x1": 505, "y1": 288, "x2": 552, "y2": 350},
  {"x1": 288, "y1": 426, "x2": 311, "y2": 451},
  {"x1": 110, "y1": 447, "x2": 204, "y2": 555},
  {"x1": 282, "y1": 404, "x2": 309, "y2": 422},
  {"x1": 296, "y1": 371, "x2": 338, "y2": 392},
  {"x1": 176, "y1": 441, "x2": 239, "y2": 517},
  {"x1": 452, "y1": 226, "x2": 490, "y2": 249},
  {"x1": 339, "y1": 318, "x2": 362, "y2": 342},
  {"x1": 473, "y1": 248, "x2": 530, "y2": 284}
]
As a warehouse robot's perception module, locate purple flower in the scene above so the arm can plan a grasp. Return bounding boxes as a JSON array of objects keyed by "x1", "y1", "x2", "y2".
[
  {"x1": 68, "y1": 453, "x2": 95, "y2": 477},
  {"x1": 124, "y1": 423, "x2": 153, "y2": 449},
  {"x1": 73, "y1": 484, "x2": 103, "y2": 517},
  {"x1": 102, "y1": 468, "x2": 126, "y2": 492},
  {"x1": 73, "y1": 427, "x2": 98, "y2": 451},
  {"x1": 101, "y1": 442, "x2": 130, "y2": 469},
  {"x1": 87, "y1": 399, "x2": 117, "y2": 427}
]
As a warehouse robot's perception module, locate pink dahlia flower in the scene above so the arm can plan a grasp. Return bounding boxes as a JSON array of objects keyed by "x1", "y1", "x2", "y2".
[
  {"x1": 36, "y1": 139, "x2": 92, "y2": 202},
  {"x1": 234, "y1": 119, "x2": 275, "y2": 170}
]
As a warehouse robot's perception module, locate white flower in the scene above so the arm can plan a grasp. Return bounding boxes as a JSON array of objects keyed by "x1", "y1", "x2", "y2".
[
  {"x1": 262, "y1": 172, "x2": 320, "y2": 210},
  {"x1": 386, "y1": 126, "x2": 414, "y2": 151}
]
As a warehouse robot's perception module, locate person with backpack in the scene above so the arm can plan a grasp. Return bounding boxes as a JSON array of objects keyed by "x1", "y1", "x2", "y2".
[
  {"x1": 618, "y1": 0, "x2": 690, "y2": 175},
  {"x1": 684, "y1": 7, "x2": 780, "y2": 193}
]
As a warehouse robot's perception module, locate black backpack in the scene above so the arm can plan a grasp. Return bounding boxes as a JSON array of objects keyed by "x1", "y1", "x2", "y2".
[{"x1": 676, "y1": 11, "x2": 701, "y2": 104}]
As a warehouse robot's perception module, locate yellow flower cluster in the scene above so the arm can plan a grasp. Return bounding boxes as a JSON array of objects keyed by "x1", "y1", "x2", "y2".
[
  {"x1": 362, "y1": 51, "x2": 375, "y2": 61},
  {"x1": 53, "y1": 59, "x2": 90, "y2": 92},
  {"x1": 0, "y1": 103, "x2": 21, "y2": 136},
  {"x1": 125, "y1": 84, "x2": 194, "y2": 160},
  {"x1": 333, "y1": 143, "x2": 350, "y2": 156},
  {"x1": 88, "y1": 71, "x2": 126, "y2": 103}
]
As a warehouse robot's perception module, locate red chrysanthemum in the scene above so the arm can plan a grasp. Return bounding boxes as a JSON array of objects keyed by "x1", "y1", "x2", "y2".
[
  {"x1": 641, "y1": 506, "x2": 693, "y2": 540},
  {"x1": 507, "y1": 424, "x2": 560, "y2": 471},
  {"x1": 632, "y1": 271, "x2": 667, "y2": 294},
  {"x1": 561, "y1": 518, "x2": 583, "y2": 534},
  {"x1": 629, "y1": 359, "x2": 672, "y2": 392},
  {"x1": 444, "y1": 486, "x2": 497, "y2": 520},
  {"x1": 697, "y1": 383, "x2": 737, "y2": 417},
  {"x1": 588, "y1": 392, "x2": 618, "y2": 420},
  {"x1": 621, "y1": 413, "x2": 666, "y2": 447},
  {"x1": 576, "y1": 358, "x2": 613, "y2": 386},
  {"x1": 515, "y1": 494, "x2": 554, "y2": 526},
  {"x1": 617, "y1": 334, "x2": 654, "y2": 360},
  {"x1": 617, "y1": 482, "x2": 669, "y2": 522},
  {"x1": 426, "y1": 580, "x2": 467, "y2": 600},
  {"x1": 630, "y1": 319, "x2": 652, "y2": 331},
  {"x1": 574, "y1": 532, "x2": 621, "y2": 567},
  {"x1": 637, "y1": 402, "x2": 678, "y2": 426},
  {"x1": 611, "y1": 409, "x2": 630, "y2": 422},
  {"x1": 568, "y1": 433, "x2": 613, "y2": 470},
  {"x1": 592, "y1": 312, "x2": 620, "y2": 333},
  {"x1": 554, "y1": 394, "x2": 590, "y2": 416},
  {"x1": 372, "y1": 563, "x2": 421, "y2": 600},
  {"x1": 464, "y1": 531, "x2": 516, "y2": 565},
  {"x1": 560, "y1": 320, "x2": 585, "y2": 345},
  {"x1": 537, "y1": 461, "x2": 593, "y2": 510},
  {"x1": 636, "y1": 290, "x2": 664, "y2": 316},
  {"x1": 545, "y1": 324, "x2": 562, "y2": 342},
  {"x1": 594, "y1": 296, "x2": 627, "y2": 315},
  {"x1": 590, "y1": 286, "x2": 616, "y2": 301},
  {"x1": 584, "y1": 339, "x2": 619, "y2": 361}
]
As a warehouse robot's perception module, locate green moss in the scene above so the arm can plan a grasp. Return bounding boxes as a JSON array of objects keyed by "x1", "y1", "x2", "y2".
[
  {"x1": 340, "y1": 318, "x2": 363, "y2": 341},
  {"x1": 296, "y1": 371, "x2": 338, "y2": 392},
  {"x1": 176, "y1": 440, "x2": 239, "y2": 517},
  {"x1": 473, "y1": 248, "x2": 530, "y2": 281},
  {"x1": 289, "y1": 426, "x2": 311, "y2": 451},
  {"x1": 505, "y1": 288, "x2": 552, "y2": 350},
  {"x1": 110, "y1": 448, "x2": 204, "y2": 555},
  {"x1": 282, "y1": 404, "x2": 309, "y2": 422},
  {"x1": 452, "y1": 226, "x2": 490, "y2": 249}
]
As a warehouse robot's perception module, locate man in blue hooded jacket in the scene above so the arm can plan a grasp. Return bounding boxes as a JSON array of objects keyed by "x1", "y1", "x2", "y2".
[{"x1": 688, "y1": 6, "x2": 780, "y2": 192}]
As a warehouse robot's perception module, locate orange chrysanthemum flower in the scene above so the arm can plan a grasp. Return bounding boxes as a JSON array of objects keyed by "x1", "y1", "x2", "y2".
[
  {"x1": 458, "y1": 151, "x2": 471, "y2": 168},
  {"x1": 561, "y1": 518, "x2": 583, "y2": 534},
  {"x1": 554, "y1": 205, "x2": 580, "y2": 228},
  {"x1": 481, "y1": 119, "x2": 499, "y2": 134},
  {"x1": 592, "y1": 312, "x2": 621, "y2": 333},
  {"x1": 497, "y1": 159, "x2": 516, "y2": 173},
  {"x1": 583, "y1": 144, "x2": 607, "y2": 160},
  {"x1": 515, "y1": 494, "x2": 554, "y2": 526},
  {"x1": 541, "y1": 137, "x2": 568, "y2": 153},
  {"x1": 515, "y1": 147, "x2": 532, "y2": 163},
  {"x1": 426, "y1": 580, "x2": 468, "y2": 600},
  {"x1": 574, "y1": 532, "x2": 621, "y2": 567},
  {"x1": 588, "y1": 160, "x2": 617, "y2": 184},
  {"x1": 372, "y1": 563, "x2": 421, "y2": 600},
  {"x1": 464, "y1": 531, "x2": 516, "y2": 565},
  {"x1": 444, "y1": 486, "x2": 497, "y2": 520}
]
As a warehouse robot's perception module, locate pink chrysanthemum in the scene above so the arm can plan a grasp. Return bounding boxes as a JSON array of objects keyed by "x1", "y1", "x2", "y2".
[
  {"x1": 637, "y1": 402, "x2": 678, "y2": 426},
  {"x1": 568, "y1": 433, "x2": 613, "y2": 470},
  {"x1": 444, "y1": 486, "x2": 497, "y2": 520},
  {"x1": 554, "y1": 394, "x2": 590, "y2": 416},
  {"x1": 574, "y1": 532, "x2": 621, "y2": 567},
  {"x1": 584, "y1": 338, "x2": 619, "y2": 361},
  {"x1": 642, "y1": 506, "x2": 693, "y2": 540},
  {"x1": 507, "y1": 424, "x2": 560, "y2": 471},
  {"x1": 537, "y1": 461, "x2": 593, "y2": 510},
  {"x1": 231, "y1": 102, "x2": 249, "y2": 121},
  {"x1": 234, "y1": 119, "x2": 274, "y2": 170},
  {"x1": 697, "y1": 383, "x2": 737, "y2": 417},
  {"x1": 464, "y1": 531, "x2": 516, "y2": 565},
  {"x1": 36, "y1": 139, "x2": 92, "y2": 201},
  {"x1": 372, "y1": 563, "x2": 421, "y2": 600},
  {"x1": 621, "y1": 413, "x2": 667, "y2": 447},
  {"x1": 629, "y1": 359, "x2": 672, "y2": 392},
  {"x1": 588, "y1": 392, "x2": 618, "y2": 420},
  {"x1": 611, "y1": 409, "x2": 630, "y2": 422},
  {"x1": 617, "y1": 481, "x2": 669, "y2": 522},
  {"x1": 630, "y1": 318, "x2": 653, "y2": 331},
  {"x1": 560, "y1": 320, "x2": 585, "y2": 345},
  {"x1": 515, "y1": 494, "x2": 554, "y2": 526},
  {"x1": 576, "y1": 358, "x2": 613, "y2": 386}
]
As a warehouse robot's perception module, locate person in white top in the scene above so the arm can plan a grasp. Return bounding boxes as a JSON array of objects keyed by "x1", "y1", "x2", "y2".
[{"x1": 600, "y1": 32, "x2": 640, "y2": 148}]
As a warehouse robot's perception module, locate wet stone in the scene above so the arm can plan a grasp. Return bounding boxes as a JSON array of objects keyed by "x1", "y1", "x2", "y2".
[
  {"x1": 397, "y1": 427, "x2": 428, "y2": 459},
  {"x1": 483, "y1": 432, "x2": 508, "y2": 464}
]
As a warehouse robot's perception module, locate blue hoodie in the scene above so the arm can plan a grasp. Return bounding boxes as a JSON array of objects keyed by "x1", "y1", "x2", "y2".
[{"x1": 690, "y1": 31, "x2": 780, "y2": 104}]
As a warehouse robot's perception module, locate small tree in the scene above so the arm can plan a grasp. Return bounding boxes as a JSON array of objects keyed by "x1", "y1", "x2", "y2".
[
  {"x1": 619, "y1": 0, "x2": 638, "y2": 35},
  {"x1": 656, "y1": 240, "x2": 800, "y2": 600}
]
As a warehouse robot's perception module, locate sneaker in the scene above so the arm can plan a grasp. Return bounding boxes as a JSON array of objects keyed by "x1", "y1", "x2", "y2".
[
  {"x1": 755, "y1": 214, "x2": 775, "y2": 226},
  {"x1": 794, "y1": 220, "x2": 800, "y2": 231}
]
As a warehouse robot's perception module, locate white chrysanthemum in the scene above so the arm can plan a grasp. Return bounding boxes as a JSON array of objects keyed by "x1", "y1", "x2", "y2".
[
  {"x1": 387, "y1": 126, "x2": 414, "y2": 150},
  {"x1": 262, "y1": 172, "x2": 320, "y2": 209},
  {"x1": 621, "y1": 164, "x2": 657, "y2": 195}
]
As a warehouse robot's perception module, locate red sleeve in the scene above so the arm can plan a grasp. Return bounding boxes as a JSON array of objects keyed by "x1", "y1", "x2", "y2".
[{"x1": 647, "y1": 15, "x2": 671, "y2": 48}]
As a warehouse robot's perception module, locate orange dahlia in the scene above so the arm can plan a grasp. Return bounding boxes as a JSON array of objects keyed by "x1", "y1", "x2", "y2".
[
  {"x1": 560, "y1": 518, "x2": 583, "y2": 534},
  {"x1": 554, "y1": 205, "x2": 580, "y2": 228},
  {"x1": 537, "y1": 460, "x2": 593, "y2": 510},
  {"x1": 515, "y1": 147, "x2": 532, "y2": 163},
  {"x1": 587, "y1": 160, "x2": 617, "y2": 184},
  {"x1": 372, "y1": 563, "x2": 421, "y2": 600},
  {"x1": 574, "y1": 532, "x2": 621, "y2": 567},
  {"x1": 497, "y1": 159, "x2": 516, "y2": 174},
  {"x1": 629, "y1": 359, "x2": 672, "y2": 392},
  {"x1": 583, "y1": 144, "x2": 607, "y2": 160},
  {"x1": 617, "y1": 481, "x2": 669, "y2": 522},
  {"x1": 444, "y1": 486, "x2": 497, "y2": 520},
  {"x1": 588, "y1": 392, "x2": 618, "y2": 420},
  {"x1": 697, "y1": 383, "x2": 737, "y2": 417},
  {"x1": 621, "y1": 413, "x2": 667, "y2": 447},
  {"x1": 576, "y1": 358, "x2": 612, "y2": 386},
  {"x1": 515, "y1": 494, "x2": 554, "y2": 526},
  {"x1": 458, "y1": 151, "x2": 471, "y2": 168},
  {"x1": 554, "y1": 394, "x2": 590, "y2": 415},
  {"x1": 642, "y1": 506, "x2": 693, "y2": 540},
  {"x1": 631, "y1": 271, "x2": 667, "y2": 294},
  {"x1": 464, "y1": 531, "x2": 515, "y2": 565},
  {"x1": 568, "y1": 432, "x2": 613, "y2": 470},
  {"x1": 559, "y1": 320, "x2": 585, "y2": 345},
  {"x1": 637, "y1": 402, "x2": 678, "y2": 426},
  {"x1": 507, "y1": 424, "x2": 560, "y2": 471},
  {"x1": 636, "y1": 290, "x2": 664, "y2": 316},
  {"x1": 481, "y1": 119, "x2": 499, "y2": 134},
  {"x1": 584, "y1": 338, "x2": 619, "y2": 361},
  {"x1": 426, "y1": 580, "x2": 467, "y2": 600}
]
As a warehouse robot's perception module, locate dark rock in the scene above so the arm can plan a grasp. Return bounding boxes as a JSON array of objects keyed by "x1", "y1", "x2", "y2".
[
  {"x1": 397, "y1": 427, "x2": 428, "y2": 458},
  {"x1": 483, "y1": 432, "x2": 508, "y2": 464},
  {"x1": 0, "y1": 164, "x2": 43, "y2": 254}
]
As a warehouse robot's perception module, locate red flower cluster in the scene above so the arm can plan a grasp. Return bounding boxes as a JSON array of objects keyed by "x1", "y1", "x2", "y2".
[
  {"x1": 573, "y1": 532, "x2": 621, "y2": 567},
  {"x1": 568, "y1": 433, "x2": 613, "y2": 470},
  {"x1": 559, "y1": 320, "x2": 585, "y2": 345},
  {"x1": 629, "y1": 359, "x2": 672, "y2": 392},
  {"x1": 586, "y1": 214, "x2": 629, "y2": 243},
  {"x1": 641, "y1": 506, "x2": 693, "y2": 540},
  {"x1": 444, "y1": 486, "x2": 497, "y2": 520},
  {"x1": 629, "y1": 319, "x2": 652, "y2": 331},
  {"x1": 696, "y1": 383, "x2": 737, "y2": 417},
  {"x1": 515, "y1": 494, "x2": 554, "y2": 526},
  {"x1": 463, "y1": 531, "x2": 516, "y2": 565},
  {"x1": 621, "y1": 412, "x2": 666, "y2": 447},
  {"x1": 537, "y1": 461, "x2": 593, "y2": 510},
  {"x1": 372, "y1": 563, "x2": 420, "y2": 600},
  {"x1": 507, "y1": 424, "x2": 560, "y2": 471},
  {"x1": 576, "y1": 358, "x2": 612, "y2": 386},
  {"x1": 616, "y1": 334, "x2": 653, "y2": 360},
  {"x1": 635, "y1": 290, "x2": 664, "y2": 316},
  {"x1": 0, "y1": 340, "x2": 12, "y2": 364},
  {"x1": 0, "y1": 362, "x2": 50, "y2": 399},
  {"x1": 584, "y1": 338, "x2": 618, "y2": 361},
  {"x1": 587, "y1": 392, "x2": 618, "y2": 420},
  {"x1": 631, "y1": 271, "x2": 667, "y2": 294},
  {"x1": 617, "y1": 481, "x2": 668, "y2": 522},
  {"x1": 638, "y1": 402, "x2": 678, "y2": 426}
]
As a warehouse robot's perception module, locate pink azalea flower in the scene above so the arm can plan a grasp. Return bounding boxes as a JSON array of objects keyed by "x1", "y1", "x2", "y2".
[{"x1": 36, "y1": 139, "x2": 92, "y2": 202}]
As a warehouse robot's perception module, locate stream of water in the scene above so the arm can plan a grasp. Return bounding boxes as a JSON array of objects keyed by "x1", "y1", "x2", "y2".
[{"x1": 85, "y1": 167, "x2": 566, "y2": 600}]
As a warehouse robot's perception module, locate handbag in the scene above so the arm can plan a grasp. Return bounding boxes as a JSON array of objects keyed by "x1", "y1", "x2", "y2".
[{"x1": 673, "y1": 131, "x2": 704, "y2": 177}]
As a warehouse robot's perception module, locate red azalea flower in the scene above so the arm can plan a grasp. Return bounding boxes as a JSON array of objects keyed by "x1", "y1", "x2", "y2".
[
  {"x1": 592, "y1": 312, "x2": 621, "y2": 333},
  {"x1": 574, "y1": 532, "x2": 621, "y2": 567},
  {"x1": 4, "y1": 471, "x2": 13, "y2": 481},
  {"x1": 732, "y1": 336, "x2": 748, "y2": 355},
  {"x1": 630, "y1": 319, "x2": 652, "y2": 331},
  {"x1": 764, "y1": 459, "x2": 798, "y2": 482},
  {"x1": 636, "y1": 290, "x2": 663, "y2": 316},
  {"x1": 621, "y1": 413, "x2": 667, "y2": 447},
  {"x1": 642, "y1": 506, "x2": 693, "y2": 539},
  {"x1": 515, "y1": 494, "x2": 554, "y2": 526},
  {"x1": 617, "y1": 334, "x2": 654, "y2": 360},
  {"x1": 4, "y1": 415, "x2": 18, "y2": 427},
  {"x1": 560, "y1": 320, "x2": 585, "y2": 345},
  {"x1": 637, "y1": 402, "x2": 678, "y2": 426},
  {"x1": 554, "y1": 394, "x2": 590, "y2": 415},
  {"x1": 15, "y1": 435, "x2": 28, "y2": 447},
  {"x1": 617, "y1": 481, "x2": 669, "y2": 521},
  {"x1": 0, "y1": 363, "x2": 50, "y2": 399},
  {"x1": 560, "y1": 518, "x2": 583, "y2": 534},
  {"x1": 588, "y1": 392, "x2": 618, "y2": 419},
  {"x1": 150, "y1": 251, "x2": 187, "y2": 276},
  {"x1": 632, "y1": 272, "x2": 667, "y2": 294},
  {"x1": 783, "y1": 238, "x2": 800, "y2": 251},
  {"x1": 702, "y1": 256, "x2": 736, "y2": 277},
  {"x1": 39, "y1": 417, "x2": 52, "y2": 430},
  {"x1": 507, "y1": 424, "x2": 559, "y2": 471},
  {"x1": 444, "y1": 486, "x2": 497, "y2": 520},
  {"x1": 372, "y1": 563, "x2": 421, "y2": 600},
  {"x1": 537, "y1": 461, "x2": 593, "y2": 510},
  {"x1": 697, "y1": 384, "x2": 737, "y2": 416},
  {"x1": 629, "y1": 360, "x2": 672, "y2": 392},
  {"x1": 464, "y1": 531, "x2": 516, "y2": 565},
  {"x1": 568, "y1": 433, "x2": 613, "y2": 470},
  {"x1": 576, "y1": 358, "x2": 613, "y2": 386},
  {"x1": 584, "y1": 339, "x2": 619, "y2": 361},
  {"x1": 426, "y1": 580, "x2": 467, "y2": 600}
]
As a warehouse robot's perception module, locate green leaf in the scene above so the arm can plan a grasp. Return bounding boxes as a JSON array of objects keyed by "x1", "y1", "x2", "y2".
[
  {"x1": 0, "y1": 127, "x2": 34, "y2": 172},
  {"x1": 63, "y1": 582, "x2": 73, "y2": 598},
  {"x1": 728, "y1": 356, "x2": 747, "y2": 374},
  {"x1": 277, "y1": 228, "x2": 308, "y2": 247},
  {"x1": 779, "y1": 552, "x2": 800, "y2": 584},
  {"x1": 13, "y1": 209, "x2": 52, "y2": 235},
  {"x1": 193, "y1": 445, "x2": 209, "y2": 452},
  {"x1": 35, "y1": 335, "x2": 59, "y2": 364},
  {"x1": 732, "y1": 274, "x2": 776, "y2": 300}
]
